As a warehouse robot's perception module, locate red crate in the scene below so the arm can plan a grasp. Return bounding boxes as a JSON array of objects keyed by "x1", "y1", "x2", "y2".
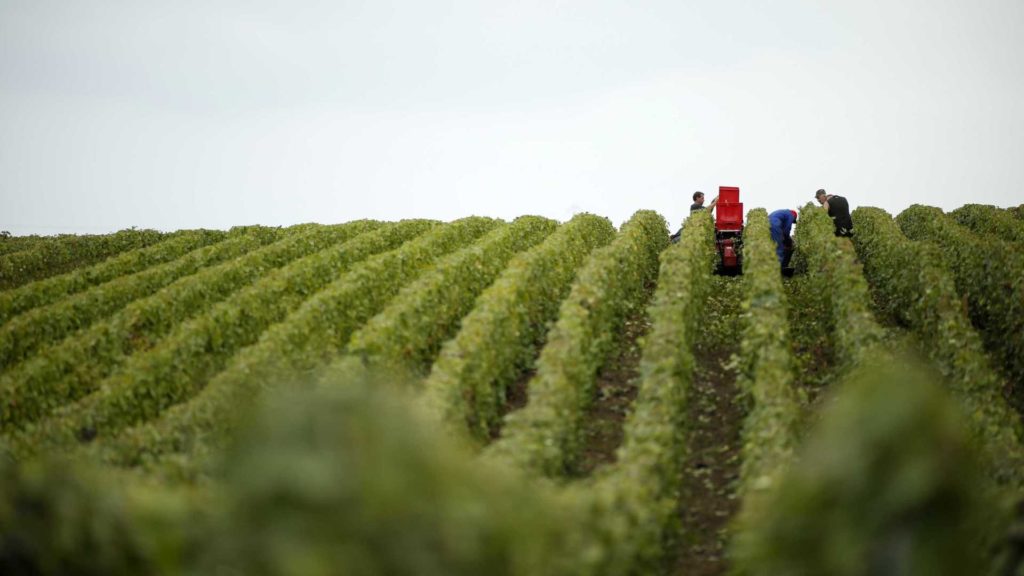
[
  {"x1": 716, "y1": 202, "x2": 743, "y2": 231},
  {"x1": 718, "y1": 186, "x2": 740, "y2": 204}
]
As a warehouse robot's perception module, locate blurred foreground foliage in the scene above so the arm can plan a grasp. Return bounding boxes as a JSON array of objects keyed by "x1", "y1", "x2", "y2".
[
  {"x1": 2, "y1": 359, "x2": 1019, "y2": 575},
  {"x1": 203, "y1": 369, "x2": 576, "y2": 576},
  {"x1": 0, "y1": 452, "x2": 201, "y2": 575},
  {"x1": 1, "y1": 368, "x2": 577, "y2": 576},
  {"x1": 730, "y1": 359, "x2": 1007, "y2": 576}
]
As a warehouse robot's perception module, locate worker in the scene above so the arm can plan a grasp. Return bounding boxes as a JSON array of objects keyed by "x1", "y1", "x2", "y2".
[
  {"x1": 691, "y1": 191, "x2": 718, "y2": 214},
  {"x1": 768, "y1": 209, "x2": 798, "y2": 268},
  {"x1": 670, "y1": 191, "x2": 719, "y2": 243},
  {"x1": 815, "y1": 189, "x2": 854, "y2": 237}
]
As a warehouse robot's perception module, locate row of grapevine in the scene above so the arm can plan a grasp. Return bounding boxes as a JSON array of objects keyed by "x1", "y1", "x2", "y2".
[
  {"x1": 210, "y1": 374, "x2": 577, "y2": 576},
  {"x1": 730, "y1": 206, "x2": 1017, "y2": 574},
  {"x1": 5, "y1": 219, "x2": 445, "y2": 459},
  {"x1": 482, "y1": 210, "x2": 668, "y2": 478},
  {"x1": 796, "y1": 203, "x2": 885, "y2": 365},
  {"x1": 0, "y1": 228, "x2": 170, "y2": 289},
  {"x1": 421, "y1": 213, "x2": 617, "y2": 444},
  {"x1": 0, "y1": 451, "x2": 209, "y2": 574},
  {"x1": 896, "y1": 205, "x2": 1024, "y2": 391},
  {"x1": 732, "y1": 209, "x2": 802, "y2": 500},
  {"x1": 3, "y1": 351, "x2": 1001, "y2": 575},
  {"x1": 950, "y1": 203, "x2": 1024, "y2": 244},
  {"x1": 730, "y1": 360, "x2": 1003, "y2": 575},
  {"x1": 0, "y1": 228, "x2": 233, "y2": 324},
  {"x1": 1, "y1": 373, "x2": 580, "y2": 576},
  {"x1": 563, "y1": 211, "x2": 717, "y2": 574},
  {"x1": 0, "y1": 227, "x2": 281, "y2": 370},
  {"x1": 104, "y1": 214, "x2": 608, "y2": 471},
  {"x1": 0, "y1": 234, "x2": 50, "y2": 256},
  {"x1": 0, "y1": 221, "x2": 380, "y2": 433},
  {"x1": 344, "y1": 216, "x2": 559, "y2": 376},
  {"x1": 852, "y1": 207, "x2": 1024, "y2": 487},
  {"x1": 727, "y1": 209, "x2": 805, "y2": 573},
  {"x1": 782, "y1": 271, "x2": 839, "y2": 398},
  {"x1": 87, "y1": 218, "x2": 499, "y2": 467},
  {"x1": 5, "y1": 207, "x2": 1018, "y2": 575}
]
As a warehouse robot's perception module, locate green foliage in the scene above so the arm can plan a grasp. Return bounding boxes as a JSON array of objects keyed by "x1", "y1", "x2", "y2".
[
  {"x1": 951, "y1": 204, "x2": 1024, "y2": 244},
  {"x1": 897, "y1": 204, "x2": 1024, "y2": 390},
  {"x1": 0, "y1": 227, "x2": 279, "y2": 370},
  {"x1": 0, "y1": 228, "x2": 169, "y2": 290},
  {"x1": 422, "y1": 213, "x2": 617, "y2": 444},
  {"x1": 852, "y1": 207, "x2": 1024, "y2": 487},
  {"x1": 201, "y1": 368, "x2": 576, "y2": 576},
  {"x1": 783, "y1": 274, "x2": 839, "y2": 394},
  {"x1": 734, "y1": 209, "x2": 802, "y2": 500},
  {"x1": 797, "y1": 203, "x2": 885, "y2": 369},
  {"x1": 0, "y1": 229, "x2": 228, "y2": 324},
  {"x1": 346, "y1": 215, "x2": 558, "y2": 375},
  {"x1": 3, "y1": 209, "x2": 1020, "y2": 574},
  {"x1": 564, "y1": 210, "x2": 716, "y2": 574},
  {"x1": 730, "y1": 361, "x2": 1002, "y2": 576},
  {"x1": 483, "y1": 210, "x2": 668, "y2": 477},
  {"x1": 85, "y1": 218, "x2": 496, "y2": 467},
  {"x1": 0, "y1": 454, "x2": 199, "y2": 575},
  {"x1": 0, "y1": 234, "x2": 47, "y2": 257},
  {"x1": 7, "y1": 219, "x2": 446, "y2": 459},
  {"x1": 0, "y1": 221, "x2": 380, "y2": 433}
]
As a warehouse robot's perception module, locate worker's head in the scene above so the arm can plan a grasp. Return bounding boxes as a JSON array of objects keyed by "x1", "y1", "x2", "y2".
[
  {"x1": 693, "y1": 191, "x2": 704, "y2": 205},
  {"x1": 815, "y1": 189, "x2": 827, "y2": 205},
  {"x1": 790, "y1": 209, "x2": 799, "y2": 221}
]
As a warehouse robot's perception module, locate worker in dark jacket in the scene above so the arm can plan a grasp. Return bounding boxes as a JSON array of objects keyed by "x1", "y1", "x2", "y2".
[
  {"x1": 690, "y1": 191, "x2": 718, "y2": 214},
  {"x1": 815, "y1": 189, "x2": 853, "y2": 237},
  {"x1": 769, "y1": 209, "x2": 798, "y2": 268},
  {"x1": 670, "y1": 191, "x2": 719, "y2": 243}
]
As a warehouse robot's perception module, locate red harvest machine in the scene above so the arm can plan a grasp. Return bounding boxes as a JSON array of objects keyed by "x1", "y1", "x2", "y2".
[{"x1": 714, "y1": 186, "x2": 743, "y2": 275}]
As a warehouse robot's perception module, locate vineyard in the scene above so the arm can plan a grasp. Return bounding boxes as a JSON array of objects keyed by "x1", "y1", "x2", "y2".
[{"x1": 1, "y1": 203, "x2": 1023, "y2": 575}]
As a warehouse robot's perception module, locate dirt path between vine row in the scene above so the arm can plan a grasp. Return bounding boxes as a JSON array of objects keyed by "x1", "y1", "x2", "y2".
[
  {"x1": 573, "y1": 310, "x2": 649, "y2": 477},
  {"x1": 669, "y1": 276, "x2": 745, "y2": 576},
  {"x1": 491, "y1": 367, "x2": 536, "y2": 441},
  {"x1": 493, "y1": 279, "x2": 657, "y2": 461}
]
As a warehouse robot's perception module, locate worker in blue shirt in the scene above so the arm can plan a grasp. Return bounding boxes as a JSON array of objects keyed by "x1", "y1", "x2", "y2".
[{"x1": 768, "y1": 209, "x2": 798, "y2": 268}]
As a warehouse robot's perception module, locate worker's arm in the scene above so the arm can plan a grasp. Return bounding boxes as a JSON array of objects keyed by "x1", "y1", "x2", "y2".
[{"x1": 708, "y1": 195, "x2": 719, "y2": 210}]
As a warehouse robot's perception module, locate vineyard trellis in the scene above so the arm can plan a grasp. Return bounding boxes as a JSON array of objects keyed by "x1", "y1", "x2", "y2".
[{"x1": 2, "y1": 204, "x2": 1023, "y2": 575}]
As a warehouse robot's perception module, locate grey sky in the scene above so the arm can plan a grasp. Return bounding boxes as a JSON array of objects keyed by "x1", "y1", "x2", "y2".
[{"x1": 2, "y1": 0, "x2": 1022, "y2": 235}]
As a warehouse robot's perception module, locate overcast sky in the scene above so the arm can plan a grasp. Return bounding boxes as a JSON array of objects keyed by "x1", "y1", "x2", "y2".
[{"x1": 2, "y1": 0, "x2": 1022, "y2": 235}]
